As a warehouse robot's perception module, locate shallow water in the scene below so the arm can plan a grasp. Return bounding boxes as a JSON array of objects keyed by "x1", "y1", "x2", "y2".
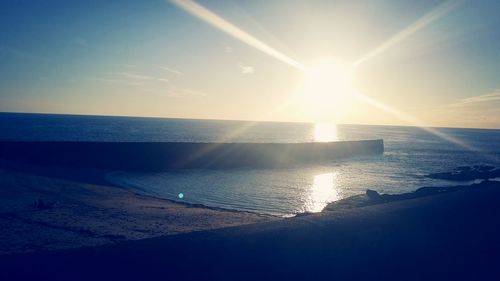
[{"x1": 2, "y1": 112, "x2": 500, "y2": 216}]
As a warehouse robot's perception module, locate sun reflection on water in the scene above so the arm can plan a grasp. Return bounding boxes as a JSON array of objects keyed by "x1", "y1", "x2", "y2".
[
  {"x1": 313, "y1": 123, "x2": 338, "y2": 142},
  {"x1": 306, "y1": 172, "x2": 341, "y2": 213}
]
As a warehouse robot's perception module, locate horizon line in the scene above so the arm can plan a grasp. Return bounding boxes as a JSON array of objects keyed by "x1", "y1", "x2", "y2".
[{"x1": 0, "y1": 110, "x2": 499, "y2": 131}]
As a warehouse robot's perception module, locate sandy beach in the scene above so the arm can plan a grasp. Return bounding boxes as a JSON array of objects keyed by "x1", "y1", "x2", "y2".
[{"x1": 0, "y1": 168, "x2": 273, "y2": 255}]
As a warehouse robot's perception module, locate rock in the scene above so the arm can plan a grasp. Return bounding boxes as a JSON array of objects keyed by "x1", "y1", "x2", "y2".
[
  {"x1": 366, "y1": 189, "x2": 380, "y2": 200},
  {"x1": 295, "y1": 212, "x2": 314, "y2": 217},
  {"x1": 427, "y1": 165, "x2": 500, "y2": 181}
]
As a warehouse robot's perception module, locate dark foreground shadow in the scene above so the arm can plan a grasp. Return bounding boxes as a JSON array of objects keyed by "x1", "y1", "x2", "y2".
[{"x1": 1, "y1": 181, "x2": 499, "y2": 281}]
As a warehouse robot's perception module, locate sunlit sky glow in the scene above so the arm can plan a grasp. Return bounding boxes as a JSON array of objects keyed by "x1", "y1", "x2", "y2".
[{"x1": 1, "y1": 0, "x2": 500, "y2": 128}]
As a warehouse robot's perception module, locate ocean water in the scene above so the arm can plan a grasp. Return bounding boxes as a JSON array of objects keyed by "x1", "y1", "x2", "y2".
[{"x1": 1, "y1": 112, "x2": 500, "y2": 216}]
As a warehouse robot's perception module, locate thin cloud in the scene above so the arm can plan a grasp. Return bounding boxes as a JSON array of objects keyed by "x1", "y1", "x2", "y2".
[
  {"x1": 121, "y1": 72, "x2": 156, "y2": 80},
  {"x1": 160, "y1": 66, "x2": 182, "y2": 75},
  {"x1": 121, "y1": 71, "x2": 170, "y2": 83},
  {"x1": 433, "y1": 89, "x2": 500, "y2": 128},
  {"x1": 240, "y1": 65, "x2": 255, "y2": 74},
  {"x1": 91, "y1": 74, "x2": 204, "y2": 98},
  {"x1": 94, "y1": 71, "x2": 170, "y2": 86},
  {"x1": 139, "y1": 85, "x2": 206, "y2": 98},
  {"x1": 445, "y1": 89, "x2": 500, "y2": 108},
  {"x1": 90, "y1": 78, "x2": 146, "y2": 86},
  {"x1": 459, "y1": 90, "x2": 500, "y2": 104},
  {"x1": 163, "y1": 86, "x2": 207, "y2": 98}
]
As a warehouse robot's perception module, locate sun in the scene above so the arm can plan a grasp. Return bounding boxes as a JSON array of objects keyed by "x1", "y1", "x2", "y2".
[{"x1": 298, "y1": 60, "x2": 357, "y2": 122}]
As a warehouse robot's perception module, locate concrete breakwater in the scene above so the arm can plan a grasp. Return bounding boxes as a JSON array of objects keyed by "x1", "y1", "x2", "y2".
[{"x1": 0, "y1": 140, "x2": 383, "y2": 171}]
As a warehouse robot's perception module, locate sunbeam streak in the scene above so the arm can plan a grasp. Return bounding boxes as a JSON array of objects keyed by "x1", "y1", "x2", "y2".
[
  {"x1": 353, "y1": 92, "x2": 478, "y2": 152},
  {"x1": 354, "y1": 0, "x2": 462, "y2": 67},
  {"x1": 169, "y1": 0, "x2": 305, "y2": 71},
  {"x1": 168, "y1": 0, "x2": 479, "y2": 155}
]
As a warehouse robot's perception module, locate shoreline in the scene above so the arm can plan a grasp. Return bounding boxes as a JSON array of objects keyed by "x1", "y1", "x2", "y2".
[
  {"x1": 0, "y1": 159, "x2": 281, "y2": 217},
  {"x1": 0, "y1": 167, "x2": 275, "y2": 255},
  {"x1": 2, "y1": 173, "x2": 500, "y2": 280},
  {"x1": 1, "y1": 161, "x2": 499, "y2": 256},
  {"x1": 5, "y1": 159, "x2": 496, "y2": 219}
]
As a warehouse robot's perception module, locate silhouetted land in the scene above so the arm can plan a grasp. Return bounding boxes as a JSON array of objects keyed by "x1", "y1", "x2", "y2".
[
  {"x1": 428, "y1": 164, "x2": 500, "y2": 181},
  {"x1": 0, "y1": 167, "x2": 499, "y2": 280}
]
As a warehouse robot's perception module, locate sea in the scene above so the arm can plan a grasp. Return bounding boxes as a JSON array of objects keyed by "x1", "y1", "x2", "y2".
[{"x1": 1, "y1": 112, "x2": 500, "y2": 216}]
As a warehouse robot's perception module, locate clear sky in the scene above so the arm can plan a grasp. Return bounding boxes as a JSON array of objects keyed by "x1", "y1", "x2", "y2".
[{"x1": 1, "y1": 0, "x2": 499, "y2": 128}]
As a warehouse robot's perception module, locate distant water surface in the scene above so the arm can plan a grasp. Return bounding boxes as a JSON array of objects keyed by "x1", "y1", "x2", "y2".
[{"x1": 1, "y1": 112, "x2": 500, "y2": 216}]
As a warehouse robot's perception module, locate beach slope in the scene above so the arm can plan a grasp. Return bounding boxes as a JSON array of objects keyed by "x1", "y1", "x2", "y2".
[{"x1": 0, "y1": 169, "x2": 273, "y2": 255}]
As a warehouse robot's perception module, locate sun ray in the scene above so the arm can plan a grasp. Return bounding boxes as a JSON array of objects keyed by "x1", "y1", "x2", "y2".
[
  {"x1": 168, "y1": 0, "x2": 480, "y2": 155},
  {"x1": 352, "y1": 91, "x2": 479, "y2": 152},
  {"x1": 353, "y1": 0, "x2": 462, "y2": 67},
  {"x1": 169, "y1": 0, "x2": 305, "y2": 71}
]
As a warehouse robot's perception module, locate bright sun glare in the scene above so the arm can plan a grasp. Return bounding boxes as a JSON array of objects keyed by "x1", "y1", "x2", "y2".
[
  {"x1": 299, "y1": 60, "x2": 357, "y2": 122},
  {"x1": 307, "y1": 172, "x2": 340, "y2": 213},
  {"x1": 314, "y1": 123, "x2": 338, "y2": 142}
]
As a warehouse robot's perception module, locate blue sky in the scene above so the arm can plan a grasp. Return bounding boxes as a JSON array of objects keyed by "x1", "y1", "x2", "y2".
[{"x1": 1, "y1": 0, "x2": 500, "y2": 128}]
